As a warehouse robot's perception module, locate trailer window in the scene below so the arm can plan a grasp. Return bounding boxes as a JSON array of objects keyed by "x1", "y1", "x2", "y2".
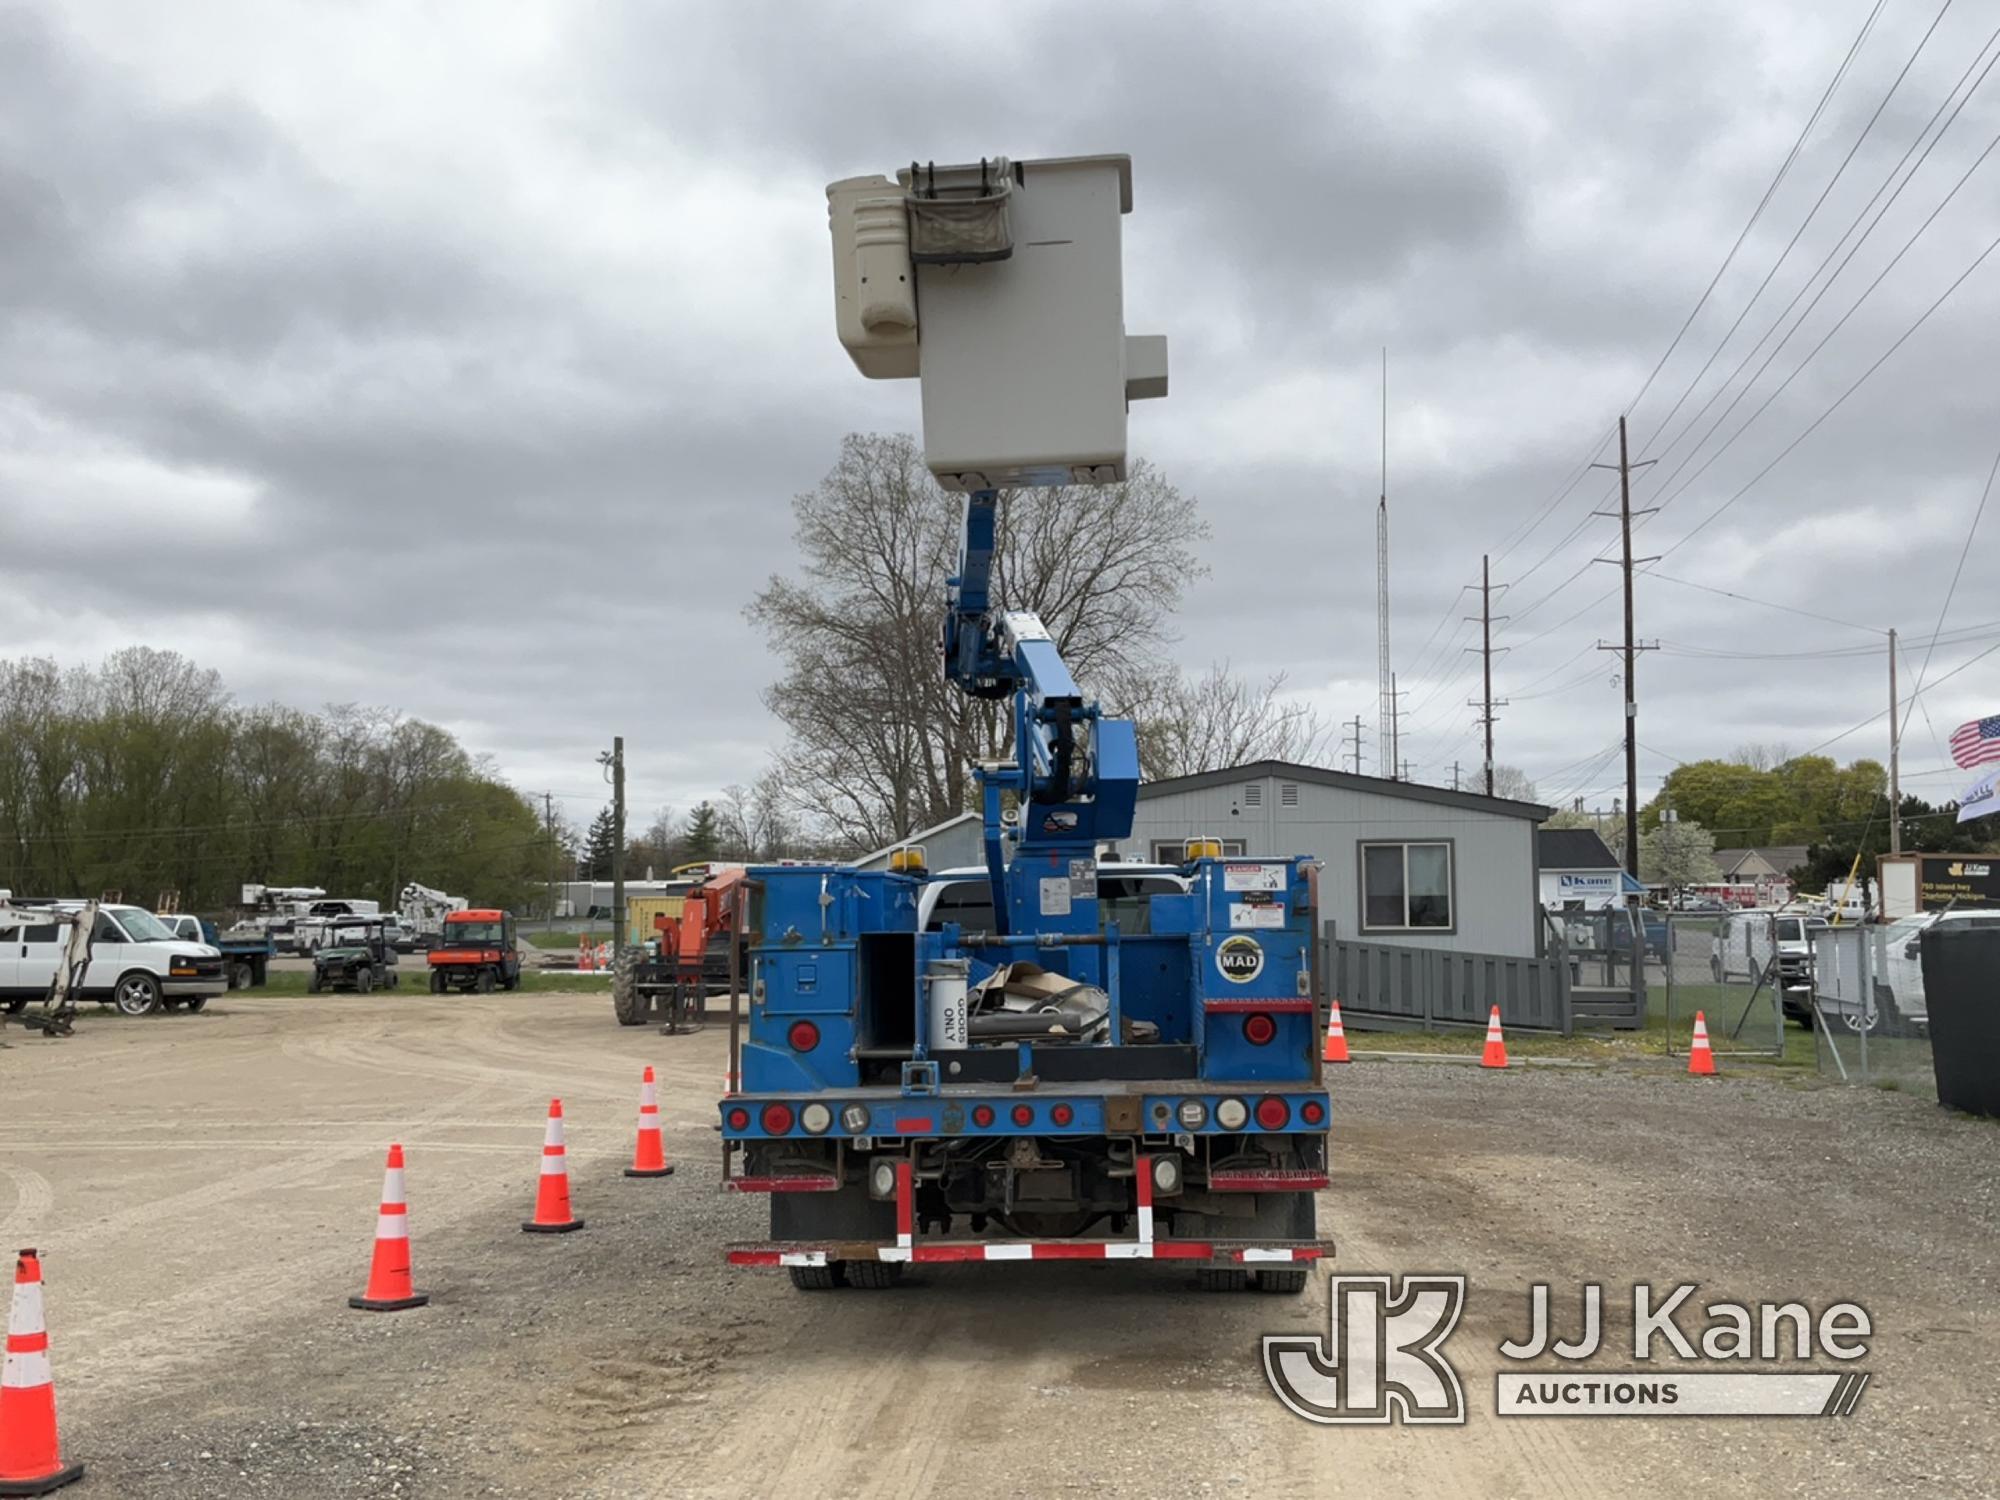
[
  {"x1": 926, "y1": 885, "x2": 998, "y2": 935},
  {"x1": 1360, "y1": 841, "x2": 1454, "y2": 933},
  {"x1": 1099, "y1": 875, "x2": 1179, "y2": 935}
]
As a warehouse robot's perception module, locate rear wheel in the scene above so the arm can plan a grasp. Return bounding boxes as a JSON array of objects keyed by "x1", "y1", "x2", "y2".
[
  {"x1": 3, "y1": 998, "x2": 27, "y2": 1015},
  {"x1": 844, "y1": 1261, "x2": 905, "y2": 1290},
  {"x1": 788, "y1": 1263, "x2": 845, "y2": 1291},
  {"x1": 475, "y1": 968, "x2": 495, "y2": 994},
  {"x1": 357, "y1": 968, "x2": 375, "y2": 994},
  {"x1": 229, "y1": 962, "x2": 253, "y2": 991},
  {"x1": 429, "y1": 969, "x2": 445, "y2": 994},
  {"x1": 612, "y1": 953, "x2": 647, "y2": 1025},
  {"x1": 1197, "y1": 1268, "x2": 1250, "y2": 1292},
  {"x1": 114, "y1": 972, "x2": 162, "y2": 1017},
  {"x1": 1255, "y1": 1268, "x2": 1310, "y2": 1295},
  {"x1": 183, "y1": 996, "x2": 209, "y2": 1014},
  {"x1": 160, "y1": 997, "x2": 183, "y2": 1012},
  {"x1": 307, "y1": 971, "x2": 322, "y2": 994}
]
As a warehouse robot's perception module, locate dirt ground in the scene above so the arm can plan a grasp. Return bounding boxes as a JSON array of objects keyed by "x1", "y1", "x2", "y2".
[{"x1": 1, "y1": 991, "x2": 1994, "y2": 1499}]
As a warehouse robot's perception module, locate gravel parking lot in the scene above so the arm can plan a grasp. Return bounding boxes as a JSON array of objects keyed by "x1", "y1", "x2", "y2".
[{"x1": 1, "y1": 992, "x2": 1994, "y2": 1498}]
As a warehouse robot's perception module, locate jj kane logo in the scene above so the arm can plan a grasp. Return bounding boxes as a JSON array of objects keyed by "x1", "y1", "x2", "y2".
[{"x1": 1264, "y1": 1277, "x2": 1871, "y2": 1423}]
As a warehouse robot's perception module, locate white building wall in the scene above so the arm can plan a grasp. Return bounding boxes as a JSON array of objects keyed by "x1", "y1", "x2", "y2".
[{"x1": 1120, "y1": 771, "x2": 1541, "y2": 957}]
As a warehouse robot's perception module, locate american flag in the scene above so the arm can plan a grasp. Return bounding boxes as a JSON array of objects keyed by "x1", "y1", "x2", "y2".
[{"x1": 1950, "y1": 713, "x2": 2000, "y2": 769}]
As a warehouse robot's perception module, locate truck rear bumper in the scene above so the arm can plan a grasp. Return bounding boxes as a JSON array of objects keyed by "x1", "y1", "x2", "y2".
[{"x1": 727, "y1": 1237, "x2": 1332, "y2": 1269}]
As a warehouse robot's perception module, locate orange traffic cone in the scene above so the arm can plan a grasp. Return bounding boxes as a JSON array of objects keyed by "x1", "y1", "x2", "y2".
[
  {"x1": 349, "y1": 1144, "x2": 428, "y2": 1312},
  {"x1": 0, "y1": 1249, "x2": 83, "y2": 1496},
  {"x1": 523, "y1": 1099, "x2": 585, "y2": 1234},
  {"x1": 1480, "y1": 1005, "x2": 1509, "y2": 1069},
  {"x1": 624, "y1": 1066, "x2": 674, "y2": 1178},
  {"x1": 1688, "y1": 1011, "x2": 1718, "y2": 1076},
  {"x1": 578, "y1": 940, "x2": 594, "y2": 973},
  {"x1": 1322, "y1": 1001, "x2": 1351, "y2": 1064}
]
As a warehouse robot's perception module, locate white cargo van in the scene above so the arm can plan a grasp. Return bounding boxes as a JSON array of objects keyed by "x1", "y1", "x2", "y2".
[{"x1": 0, "y1": 902, "x2": 226, "y2": 1016}]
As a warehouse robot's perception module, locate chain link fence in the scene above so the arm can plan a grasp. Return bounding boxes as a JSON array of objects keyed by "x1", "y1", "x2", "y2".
[
  {"x1": 1808, "y1": 922, "x2": 1936, "y2": 1098},
  {"x1": 1662, "y1": 912, "x2": 1787, "y2": 1059}
]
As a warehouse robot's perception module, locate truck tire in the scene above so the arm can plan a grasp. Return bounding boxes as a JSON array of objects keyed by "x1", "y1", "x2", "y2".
[
  {"x1": 229, "y1": 962, "x2": 252, "y2": 991},
  {"x1": 612, "y1": 952, "x2": 648, "y2": 1026},
  {"x1": 1196, "y1": 1268, "x2": 1249, "y2": 1292},
  {"x1": 183, "y1": 996, "x2": 209, "y2": 1014},
  {"x1": 844, "y1": 1261, "x2": 905, "y2": 1290},
  {"x1": 3, "y1": 998, "x2": 27, "y2": 1015},
  {"x1": 114, "y1": 972, "x2": 162, "y2": 1017},
  {"x1": 1254, "y1": 1269, "x2": 1309, "y2": 1295},
  {"x1": 475, "y1": 968, "x2": 495, "y2": 994},
  {"x1": 788, "y1": 1264, "x2": 846, "y2": 1291}
]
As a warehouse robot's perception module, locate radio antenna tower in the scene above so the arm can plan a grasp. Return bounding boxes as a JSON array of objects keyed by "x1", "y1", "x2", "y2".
[{"x1": 1376, "y1": 348, "x2": 1395, "y2": 778}]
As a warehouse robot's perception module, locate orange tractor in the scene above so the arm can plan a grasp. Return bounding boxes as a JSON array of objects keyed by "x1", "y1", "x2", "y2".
[{"x1": 613, "y1": 867, "x2": 748, "y2": 1029}]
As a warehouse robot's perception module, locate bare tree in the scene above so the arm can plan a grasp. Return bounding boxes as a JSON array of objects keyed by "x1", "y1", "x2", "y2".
[
  {"x1": 1489, "y1": 764, "x2": 1539, "y2": 803},
  {"x1": 1115, "y1": 663, "x2": 1334, "y2": 781},
  {"x1": 750, "y1": 433, "x2": 1210, "y2": 849}
]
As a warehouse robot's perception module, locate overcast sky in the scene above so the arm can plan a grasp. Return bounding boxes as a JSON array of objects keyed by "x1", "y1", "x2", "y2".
[{"x1": 3, "y1": 0, "x2": 1996, "y2": 840}]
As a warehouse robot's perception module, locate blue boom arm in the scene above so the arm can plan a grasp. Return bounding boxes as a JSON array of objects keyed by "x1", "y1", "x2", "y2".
[{"x1": 942, "y1": 490, "x2": 1140, "y2": 935}]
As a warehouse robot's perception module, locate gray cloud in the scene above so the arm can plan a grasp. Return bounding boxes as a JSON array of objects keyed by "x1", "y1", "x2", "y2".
[{"x1": 3, "y1": 0, "x2": 1998, "y2": 832}]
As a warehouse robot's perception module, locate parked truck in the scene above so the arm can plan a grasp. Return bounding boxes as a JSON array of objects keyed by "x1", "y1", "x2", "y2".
[
  {"x1": 720, "y1": 152, "x2": 1329, "y2": 1290},
  {"x1": 156, "y1": 913, "x2": 274, "y2": 990}
]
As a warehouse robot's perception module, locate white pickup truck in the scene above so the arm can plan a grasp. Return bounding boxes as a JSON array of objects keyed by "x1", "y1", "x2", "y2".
[{"x1": 0, "y1": 901, "x2": 227, "y2": 1016}]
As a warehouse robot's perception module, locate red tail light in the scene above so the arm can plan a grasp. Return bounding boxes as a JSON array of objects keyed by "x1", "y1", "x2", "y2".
[
  {"x1": 1243, "y1": 1013, "x2": 1276, "y2": 1045},
  {"x1": 1011, "y1": 1104, "x2": 1034, "y2": 1128},
  {"x1": 788, "y1": 1020, "x2": 820, "y2": 1052},
  {"x1": 971, "y1": 1104, "x2": 995, "y2": 1127},
  {"x1": 761, "y1": 1103, "x2": 794, "y2": 1135},
  {"x1": 1050, "y1": 1103, "x2": 1074, "y2": 1126},
  {"x1": 726, "y1": 1107, "x2": 750, "y2": 1131},
  {"x1": 1301, "y1": 1100, "x2": 1326, "y2": 1125},
  {"x1": 1254, "y1": 1096, "x2": 1290, "y2": 1130}
]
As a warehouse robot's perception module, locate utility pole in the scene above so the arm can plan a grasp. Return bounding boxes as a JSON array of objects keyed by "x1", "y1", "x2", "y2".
[
  {"x1": 543, "y1": 792, "x2": 557, "y2": 921},
  {"x1": 1465, "y1": 553, "x2": 1509, "y2": 797},
  {"x1": 1344, "y1": 715, "x2": 1367, "y2": 776},
  {"x1": 1452, "y1": 760, "x2": 1460, "y2": 791},
  {"x1": 598, "y1": 738, "x2": 627, "y2": 954},
  {"x1": 1376, "y1": 349, "x2": 1395, "y2": 780},
  {"x1": 1591, "y1": 416, "x2": 1658, "y2": 881},
  {"x1": 1388, "y1": 672, "x2": 1405, "y2": 779},
  {"x1": 1888, "y1": 626, "x2": 1902, "y2": 855}
]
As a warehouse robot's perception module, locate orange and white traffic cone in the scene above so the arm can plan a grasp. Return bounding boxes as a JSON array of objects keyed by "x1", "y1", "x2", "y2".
[
  {"x1": 1322, "y1": 1001, "x2": 1351, "y2": 1065},
  {"x1": 349, "y1": 1144, "x2": 428, "y2": 1312},
  {"x1": 624, "y1": 1066, "x2": 674, "y2": 1179},
  {"x1": 522, "y1": 1099, "x2": 585, "y2": 1234},
  {"x1": 1480, "y1": 1005, "x2": 1509, "y2": 1069},
  {"x1": 0, "y1": 1249, "x2": 83, "y2": 1496},
  {"x1": 1688, "y1": 1011, "x2": 1718, "y2": 1076},
  {"x1": 577, "y1": 940, "x2": 594, "y2": 973}
]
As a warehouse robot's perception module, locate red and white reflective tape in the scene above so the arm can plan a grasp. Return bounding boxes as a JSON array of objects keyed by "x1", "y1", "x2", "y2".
[
  {"x1": 726, "y1": 1241, "x2": 1329, "y2": 1267},
  {"x1": 881, "y1": 1159, "x2": 916, "y2": 1263},
  {"x1": 3, "y1": 1265, "x2": 52, "y2": 1390},
  {"x1": 637, "y1": 1071, "x2": 660, "y2": 1129},
  {"x1": 1135, "y1": 1154, "x2": 1155, "y2": 1246},
  {"x1": 541, "y1": 1105, "x2": 569, "y2": 1175},
  {"x1": 376, "y1": 1159, "x2": 410, "y2": 1241},
  {"x1": 1208, "y1": 1170, "x2": 1330, "y2": 1192}
]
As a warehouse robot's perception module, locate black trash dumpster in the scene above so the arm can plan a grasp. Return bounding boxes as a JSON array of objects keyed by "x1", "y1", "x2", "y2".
[{"x1": 1920, "y1": 926, "x2": 2000, "y2": 1118}]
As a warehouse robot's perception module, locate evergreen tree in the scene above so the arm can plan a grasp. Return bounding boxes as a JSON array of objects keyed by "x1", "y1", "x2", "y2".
[
  {"x1": 582, "y1": 804, "x2": 620, "y2": 879},
  {"x1": 684, "y1": 801, "x2": 722, "y2": 864}
]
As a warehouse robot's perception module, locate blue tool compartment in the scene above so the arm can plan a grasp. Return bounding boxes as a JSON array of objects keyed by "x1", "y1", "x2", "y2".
[
  {"x1": 745, "y1": 866, "x2": 921, "y2": 1092},
  {"x1": 1186, "y1": 857, "x2": 1318, "y2": 1084}
]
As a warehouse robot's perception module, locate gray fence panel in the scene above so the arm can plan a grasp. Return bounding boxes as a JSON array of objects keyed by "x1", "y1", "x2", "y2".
[{"x1": 1330, "y1": 928, "x2": 1572, "y2": 1035}]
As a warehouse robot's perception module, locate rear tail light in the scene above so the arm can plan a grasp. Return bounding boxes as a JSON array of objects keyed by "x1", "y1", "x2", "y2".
[
  {"x1": 1215, "y1": 1097, "x2": 1249, "y2": 1130},
  {"x1": 1301, "y1": 1099, "x2": 1326, "y2": 1125},
  {"x1": 788, "y1": 1020, "x2": 820, "y2": 1052},
  {"x1": 840, "y1": 1104, "x2": 870, "y2": 1134},
  {"x1": 1050, "y1": 1104, "x2": 1074, "y2": 1127},
  {"x1": 1254, "y1": 1096, "x2": 1290, "y2": 1130},
  {"x1": 1243, "y1": 1013, "x2": 1276, "y2": 1046},
  {"x1": 1151, "y1": 1155, "x2": 1183, "y2": 1194},
  {"x1": 1176, "y1": 1099, "x2": 1208, "y2": 1129},
  {"x1": 971, "y1": 1104, "x2": 996, "y2": 1128},
  {"x1": 1011, "y1": 1104, "x2": 1034, "y2": 1128},
  {"x1": 725, "y1": 1107, "x2": 750, "y2": 1131},
  {"x1": 761, "y1": 1103, "x2": 795, "y2": 1135},
  {"x1": 800, "y1": 1102, "x2": 832, "y2": 1135}
]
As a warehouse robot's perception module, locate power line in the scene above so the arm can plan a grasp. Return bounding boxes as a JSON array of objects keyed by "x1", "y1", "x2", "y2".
[{"x1": 1900, "y1": 435, "x2": 2000, "y2": 742}]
